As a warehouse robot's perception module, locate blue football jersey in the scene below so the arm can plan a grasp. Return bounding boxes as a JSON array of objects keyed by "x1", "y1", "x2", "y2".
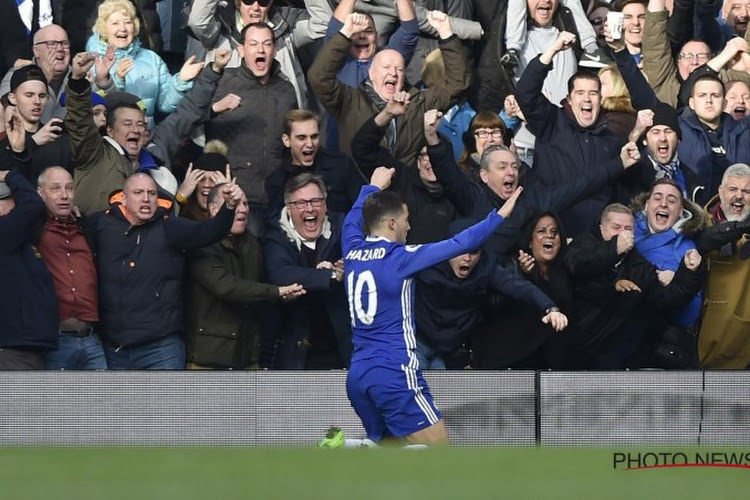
[{"x1": 342, "y1": 185, "x2": 505, "y2": 368}]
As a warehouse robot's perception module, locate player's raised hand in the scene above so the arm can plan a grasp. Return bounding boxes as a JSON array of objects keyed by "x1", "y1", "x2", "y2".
[
  {"x1": 497, "y1": 186, "x2": 523, "y2": 218},
  {"x1": 370, "y1": 166, "x2": 395, "y2": 190}
]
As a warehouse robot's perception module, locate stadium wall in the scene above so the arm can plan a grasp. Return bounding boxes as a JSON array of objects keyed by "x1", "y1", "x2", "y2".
[{"x1": 0, "y1": 371, "x2": 747, "y2": 446}]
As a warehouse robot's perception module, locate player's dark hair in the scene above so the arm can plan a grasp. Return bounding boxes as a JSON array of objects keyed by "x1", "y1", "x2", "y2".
[{"x1": 362, "y1": 190, "x2": 405, "y2": 235}]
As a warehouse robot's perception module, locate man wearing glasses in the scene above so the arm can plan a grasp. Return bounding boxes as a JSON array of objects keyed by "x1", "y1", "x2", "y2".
[
  {"x1": 1, "y1": 24, "x2": 71, "y2": 123},
  {"x1": 261, "y1": 173, "x2": 353, "y2": 370},
  {"x1": 640, "y1": 0, "x2": 748, "y2": 109}
]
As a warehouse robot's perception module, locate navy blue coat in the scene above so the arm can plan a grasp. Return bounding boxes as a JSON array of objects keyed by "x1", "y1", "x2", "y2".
[
  {"x1": 427, "y1": 138, "x2": 625, "y2": 259},
  {"x1": 91, "y1": 200, "x2": 234, "y2": 347},
  {"x1": 0, "y1": 168, "x2": 58, "y2": 350},
  {"x1": 261, "y1": 211, "x2": 352, "y2": 369},
  {"x1": 416, "y1": 252, "x2": 554, "y2": 356},
  {"x1": 677, "y1": 113, "x2": 750, "y2": 206},
  {"x1": 516, "y1": 56, "x2": 624, "y2": 236}
]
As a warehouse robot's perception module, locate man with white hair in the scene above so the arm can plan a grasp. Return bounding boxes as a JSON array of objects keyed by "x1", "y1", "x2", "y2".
[
  {"x1": 699, "y1": 163, "x2": 750, "y2": 368},
  {"x1": 309, "y1": 10, "x2": 469, "y2": 166}
]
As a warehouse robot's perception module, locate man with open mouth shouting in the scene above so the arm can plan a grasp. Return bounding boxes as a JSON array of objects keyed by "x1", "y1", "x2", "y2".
[
  {"x1": 515, "y1": 31, "x2": 624, "y2": 238},
  {"x1": 309, "y1": 9, "x2": 469, "y2": 167},
  {"x1": 699, "y1": 163, "x2": 750, "y2": 368}
]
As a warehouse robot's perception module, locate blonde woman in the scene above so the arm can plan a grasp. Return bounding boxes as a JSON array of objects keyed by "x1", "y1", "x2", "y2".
[
  {"x1": 598, "y1": 66, "x2": 636, "y2": 139},
  {"x1": 87, "y1": 0, "x2": 203, "y2": 128}
]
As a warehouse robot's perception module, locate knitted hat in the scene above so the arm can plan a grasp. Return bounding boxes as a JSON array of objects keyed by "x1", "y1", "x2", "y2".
[
  {"x1": 194, "y1": 140, "x2": 229, "y2": 172},
  {"x1": 58, "y1": 90, "x2": 108, "y2": 108},
  {"x1": 648, "y1": 101, "x2": 682, "y2": 141}
]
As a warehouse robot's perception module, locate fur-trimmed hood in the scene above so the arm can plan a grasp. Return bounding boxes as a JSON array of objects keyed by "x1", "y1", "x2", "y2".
[{"x1": 630, "y1": 191, "x2": 708, "y2": 237}]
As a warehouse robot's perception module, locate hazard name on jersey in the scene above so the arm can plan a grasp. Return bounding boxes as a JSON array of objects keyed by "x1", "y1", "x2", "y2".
[{"x1": 345, "y1": 247, "x2": 386, "y2": 262}]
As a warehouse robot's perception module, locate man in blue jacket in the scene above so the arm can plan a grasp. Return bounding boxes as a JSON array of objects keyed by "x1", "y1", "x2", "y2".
[
  {"x1": 262, "y1": 173, "x2": 353, "y2": 369},
  {"x1": 0, "y1": 108, "x2": 58, "y2": 369},
  {"x1": 515, "y1": 31, "x2": 624, "y2": 237},
  {"x1": 91, "y1": 172, "x2": 245, "y2": 370}
]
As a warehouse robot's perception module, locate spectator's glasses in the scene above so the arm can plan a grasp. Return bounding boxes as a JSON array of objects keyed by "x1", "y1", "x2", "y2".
[
  {"x1": 288, "y1": 197, "x2": 324, "y2": 209},
  {"x1": 589, "y1": 17, "x2": 605, "y2": 27},
  {"x1": 474, "y1": 129, "x2": 504, "y2": 139},
  {"x1": 678, "y1": 52, "x2": 710, "y2": 63},
  {"x1": 240, "y1": 0, "x2": 272, "y2": 6},
  {"x1": 34, "y1": 40, "x2": 70, "y2": 49}
]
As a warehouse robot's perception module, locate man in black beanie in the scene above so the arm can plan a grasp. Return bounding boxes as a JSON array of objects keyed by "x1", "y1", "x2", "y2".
[{"x1": 618, "y1": 101, "x2": 701, "y2": 204}]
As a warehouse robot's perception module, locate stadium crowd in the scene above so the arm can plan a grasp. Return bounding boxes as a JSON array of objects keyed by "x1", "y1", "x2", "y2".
[{"x1": 1, "y1": 0, "x2": 749, "y2": 372}]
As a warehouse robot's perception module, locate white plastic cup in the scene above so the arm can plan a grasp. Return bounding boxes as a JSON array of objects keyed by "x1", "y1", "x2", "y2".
[{"x1": 606, "y1": 12, "x2": 624, "y2": 40}]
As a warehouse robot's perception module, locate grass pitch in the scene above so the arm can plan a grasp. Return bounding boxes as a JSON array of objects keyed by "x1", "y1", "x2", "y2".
[{"x1": 1, "y1": 446, "x2": 748, "y2": 499}]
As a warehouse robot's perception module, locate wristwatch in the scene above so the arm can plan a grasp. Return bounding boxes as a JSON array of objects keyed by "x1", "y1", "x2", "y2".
[{"x1": 544, "y1": 307, "x2": 560, "y2": 315}]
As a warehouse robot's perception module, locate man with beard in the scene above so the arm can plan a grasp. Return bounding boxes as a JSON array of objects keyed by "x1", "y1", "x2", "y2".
[
  {"x1": 265, "y1": 109, "x2": 362, "y2": 221},
  {"x1": 515, "y1": 31, "x2": 624, "y2": 236},
  {"x1": 185, "y1": 184, "x2": 305, "y2": 369},
  {"x1": 699, "y1": 163, "x2": 750, "y2": 368},
  {"x1": 261, "y1": 174, "x2": 353, "y2": 369},
  {"x1": 1, "y1": 24, "x2": 71, "y2": 123},
  {"x1": 309, "y1": 10, "x2": 469, "y2": 165},
  {"x1": 618, "y1": 103, "x2": 701, "y2": 203}
]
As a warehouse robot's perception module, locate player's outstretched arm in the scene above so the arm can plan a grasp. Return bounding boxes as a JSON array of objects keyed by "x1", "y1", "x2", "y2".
[{"x1": 498, "y1": 186, "x2": 523, "y2": 219}]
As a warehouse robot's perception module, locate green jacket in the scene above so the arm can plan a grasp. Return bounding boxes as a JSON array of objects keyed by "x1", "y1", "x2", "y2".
[
  {"x1": 309, "y1": 32, "x2": 471, "y2": 167},
  {"x1": 66, "y1": 65, "x2": 223, "y2": 214},
  {"x1": 186, "y1": 233, "x2": 279, "y2": 369},
  {"x1": 643, "y1": 10, "x2": 750, "y2": 108}
]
